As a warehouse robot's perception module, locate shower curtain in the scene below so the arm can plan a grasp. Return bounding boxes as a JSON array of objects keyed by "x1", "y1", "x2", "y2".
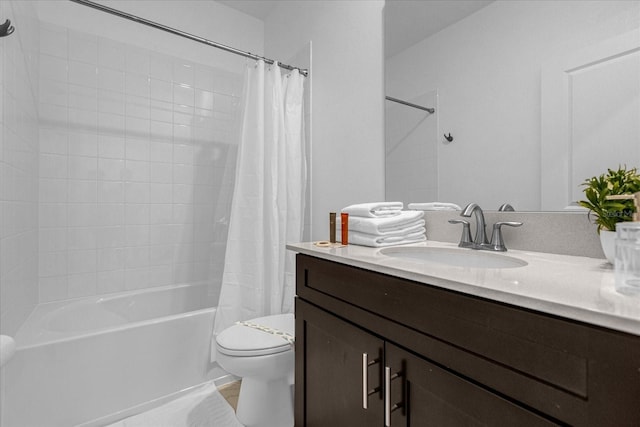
[{"x1": 213, "y1": 60, "x2": 306, "y2": 337}]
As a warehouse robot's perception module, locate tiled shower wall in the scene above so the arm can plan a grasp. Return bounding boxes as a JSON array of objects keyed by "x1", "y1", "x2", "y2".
[
  {"x1": 37, "y1": 22, "x2": 242, "y2": 302},
  {"x1": 0, "y1": 0, "x2": 40, "y2": 335}
]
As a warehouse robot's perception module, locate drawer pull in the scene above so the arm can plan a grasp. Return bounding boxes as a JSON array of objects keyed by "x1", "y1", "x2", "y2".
[
  {"x1": 384, "y1": 366, "x2": 403, "y2": 427},
  {"x1": 362, "y1": 353, "x2": 381, "y2": 409}
]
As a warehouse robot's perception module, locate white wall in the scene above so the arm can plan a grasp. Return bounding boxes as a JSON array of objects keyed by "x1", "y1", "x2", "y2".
[
  {"x1": 385, "y1": 90, "x2": 438, "y2": 206},
  {"x1": 0, "y1": 0, "x2": 40, "y2": 336},
  {"x1": 265, "y1": 1, "x2": 386, "y2": 241},
  {"x1": 386, "y1": 0, "x2": 640, "y2": 211}
]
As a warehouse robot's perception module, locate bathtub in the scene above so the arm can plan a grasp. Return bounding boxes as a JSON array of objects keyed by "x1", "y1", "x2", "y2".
[{"x1": 2, "y1": 283, "x2": 217, "y2": 427}]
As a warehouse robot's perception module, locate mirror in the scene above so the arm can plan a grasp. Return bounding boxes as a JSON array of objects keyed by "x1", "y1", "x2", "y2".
[{"x1": 384, "y1": 0, "x2": 640, "y2": 211}]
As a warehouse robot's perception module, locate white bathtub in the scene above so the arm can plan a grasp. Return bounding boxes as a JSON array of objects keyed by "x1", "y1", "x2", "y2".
[{"x1": 2, "y1": 283, "x2": 217, "y2": 427}]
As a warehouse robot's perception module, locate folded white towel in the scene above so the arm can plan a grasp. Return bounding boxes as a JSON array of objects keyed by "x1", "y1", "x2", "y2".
[
  {"x1": 342, "y1": 202, "x2": 403, "y2": 218},
  {"x1": 345, "y1": 210, "x2": 424, "y2": 235},
  {"x1": 408, "y1": 202, "x2": 462, "y2": 211},
  {"x1": 339, "y1": 219, "x2": 425, "y2": 237},
  {"x1": 349, "y1": 230, "x2": 426, "y2": 248}
]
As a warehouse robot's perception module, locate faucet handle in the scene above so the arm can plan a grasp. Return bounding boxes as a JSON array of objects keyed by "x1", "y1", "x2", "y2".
[
  {"x1": 488, "y1": 221, "x2": 522, "y2": 252},
  {"x1": 448, "y1": 219, "x2": 473, "y2": 248}
]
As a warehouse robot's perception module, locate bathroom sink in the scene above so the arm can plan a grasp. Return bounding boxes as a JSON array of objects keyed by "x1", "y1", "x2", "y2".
[{"x1": 379, "y1": 246, "x2": 528, "y2": 269}]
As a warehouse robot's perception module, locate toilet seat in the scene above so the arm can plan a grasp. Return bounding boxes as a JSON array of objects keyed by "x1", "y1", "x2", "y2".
[{"x1": 216, "y1": 313, "x2": 294, "y2": 357}]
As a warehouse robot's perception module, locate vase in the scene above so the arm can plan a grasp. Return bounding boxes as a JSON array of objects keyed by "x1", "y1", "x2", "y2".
[{"x1": 599, "y1": 229, "x2": 616, "y2": 264}]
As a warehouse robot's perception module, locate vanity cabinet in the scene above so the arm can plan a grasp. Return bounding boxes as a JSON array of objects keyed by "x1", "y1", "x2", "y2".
[
  {"x1": 294, "y1": 254, "x2": 640, "y2": 426},
  {"x1": 296, "y1": 297, "x2": 384, "y2": 426}
]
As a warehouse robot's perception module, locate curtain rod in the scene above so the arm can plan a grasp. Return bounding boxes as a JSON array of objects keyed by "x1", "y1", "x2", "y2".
[
  {"x1": 385, "y1": 96, "x2": 435, "y2": 114},
  {"x1": 69, "y1": 0, "x2": 308, "y2": 77}
]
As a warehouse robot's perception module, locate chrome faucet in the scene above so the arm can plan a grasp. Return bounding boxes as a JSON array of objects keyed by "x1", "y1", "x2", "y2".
[
  {"x1": 460, "y1": 203, "x2": 488, "y2": 247},
  {"x1": 450, "y1": 203, "x2": 523, "y2": 251}
]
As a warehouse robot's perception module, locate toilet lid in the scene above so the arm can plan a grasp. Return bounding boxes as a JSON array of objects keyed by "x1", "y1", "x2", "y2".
[{"x1": 216, "y1": 313, "x2": 294, "y2": 357}]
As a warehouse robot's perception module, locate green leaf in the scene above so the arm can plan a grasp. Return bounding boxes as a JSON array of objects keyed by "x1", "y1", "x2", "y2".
[{"x1": 578, "y1": 165, "x2": 640, "y2": 231}]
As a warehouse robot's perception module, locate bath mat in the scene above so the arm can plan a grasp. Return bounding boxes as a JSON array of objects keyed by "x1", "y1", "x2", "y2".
[{"x1": 107, "y1": 382, "x2": 244, "y2": 427}]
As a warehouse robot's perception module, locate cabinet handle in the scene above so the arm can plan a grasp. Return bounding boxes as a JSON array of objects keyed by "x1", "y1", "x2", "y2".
[
  {"x1": 363, "y1": 353, "x2": 368, "y2": 409},
  {"x1": 362, "y1": 353, "x2": 381, "y2": 409},
  {"x1": 384, "y1": 366, "x2": 403, "y2": 427}
]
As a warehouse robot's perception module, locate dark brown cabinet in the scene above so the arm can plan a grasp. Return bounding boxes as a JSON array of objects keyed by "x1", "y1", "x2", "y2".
[
  {"x1": 384, "y1": 342, "x2": 556, "y2": 426},
  {"x1": 294, "y1": 253, "x2": 640, "y2": 427},
  {"x1": 296, "y1": 299, "x2": 383, "y2": 426}
]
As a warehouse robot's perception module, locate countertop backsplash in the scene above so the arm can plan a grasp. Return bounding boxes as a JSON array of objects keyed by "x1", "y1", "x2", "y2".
[{"x1": 423, "y1": 211, "x2": 604, "y2": 259}]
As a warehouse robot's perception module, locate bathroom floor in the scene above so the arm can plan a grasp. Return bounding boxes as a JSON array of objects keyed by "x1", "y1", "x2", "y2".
[
  {"x1": 218, "y1": 381, "x2": 241, "y2": 411},
  {"x1": 107, "y1": 381, "x2": 243, "y2": 427}
]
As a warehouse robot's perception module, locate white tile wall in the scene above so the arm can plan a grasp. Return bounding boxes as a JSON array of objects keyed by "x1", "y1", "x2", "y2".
[
  {"x1": 0, "y1": 0, "x2": 40, "y2": 335},
  {"x1": 37, "y1": 23, "x2": 242, "y2": 302}
]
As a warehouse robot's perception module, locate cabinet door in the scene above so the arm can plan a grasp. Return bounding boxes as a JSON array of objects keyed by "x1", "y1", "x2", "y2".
[
  {"x1": 296, "y1": 299, "x2": 384, "y2": 427},
  {"x1": 385, "y1": 343, "x2": 559, "y2": 427}
]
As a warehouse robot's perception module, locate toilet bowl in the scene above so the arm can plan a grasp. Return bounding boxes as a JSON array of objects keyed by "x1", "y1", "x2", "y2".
[{"x1": 216, "y1": 313, "x2": 295, "y2": 427}]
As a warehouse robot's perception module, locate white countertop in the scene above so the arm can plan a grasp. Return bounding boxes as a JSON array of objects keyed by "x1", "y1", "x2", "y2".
[{"x1": 287, "y1": 241, "x2": 640, "y2": 336}]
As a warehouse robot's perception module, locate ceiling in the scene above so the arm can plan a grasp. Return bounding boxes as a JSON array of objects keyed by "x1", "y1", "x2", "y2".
[
  {"x1": 217, "y1": 0, "x2": 279, "y2": 21},
  {"x1": 384, "y1": 0, "x2": 494, "y2": 57},
  {"x1": 218, "y1": 0, "x2": 494, "y2": 58}
]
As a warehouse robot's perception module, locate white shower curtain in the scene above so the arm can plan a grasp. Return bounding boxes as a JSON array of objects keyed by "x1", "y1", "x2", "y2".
[{"x1": 213, "y1": 60, "x2": 306, "y2": 337}]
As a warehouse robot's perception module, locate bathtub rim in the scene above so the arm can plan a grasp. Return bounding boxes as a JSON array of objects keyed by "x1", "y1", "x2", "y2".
[
  {"x1": 76, "y1": 371, "x2": 236, "y2": 427},
  {"x1": 14, "y1": 282, "x2": 216, "y2": 350}
]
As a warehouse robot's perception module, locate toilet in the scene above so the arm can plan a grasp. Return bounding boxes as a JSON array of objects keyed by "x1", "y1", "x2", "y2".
[{"x1": 215, "y1": 313, "x2": 295, "y2": 427}]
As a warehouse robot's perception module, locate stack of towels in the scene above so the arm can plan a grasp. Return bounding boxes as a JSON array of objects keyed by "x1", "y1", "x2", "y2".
[
  {"x1": 340, "y1": 202, "x2": 426, "y2": 247},
  {"x1": 408, "y1": 202, "x2": 461, "y2": 211}
]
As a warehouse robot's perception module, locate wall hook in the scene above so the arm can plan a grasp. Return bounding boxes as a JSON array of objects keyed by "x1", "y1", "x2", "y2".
[
  {"x1": 0, "y1": 19, "x2": 15, "y2": 37},
  {"x1": 444, "y1": 133, "x2": 454, "y2": 143}
]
